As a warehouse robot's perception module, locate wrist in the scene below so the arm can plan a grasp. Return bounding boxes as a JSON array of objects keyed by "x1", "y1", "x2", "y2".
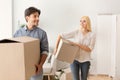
[{"x1": 39, "y1": 63, "x2": 43, "y2": 66}]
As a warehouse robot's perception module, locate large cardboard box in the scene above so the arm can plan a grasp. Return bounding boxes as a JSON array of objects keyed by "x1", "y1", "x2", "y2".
[
  {"x1": 55, "y1": 38, "x2": 79, "y2": 63},
  {"x1": 0, "y1": 36, "x2": 40, "y2": 80}
]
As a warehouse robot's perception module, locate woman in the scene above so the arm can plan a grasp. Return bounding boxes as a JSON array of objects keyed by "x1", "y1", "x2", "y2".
[{"x1": 54, "y1": 16, "x2": 96, "y2": 80}]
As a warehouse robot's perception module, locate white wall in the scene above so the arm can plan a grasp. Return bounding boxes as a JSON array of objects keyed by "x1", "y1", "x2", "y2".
[
  {"x1": 0, "y1": 0, "x2": 12, "y2": 39},
  {"x1": 13, "y1": 0, "x2": 120, "y2": 75},
  {"x1": 13, "y1": 0, "x2": 120, "y2": 48},
  {"x1": 116, "y1": 15, "x2": 120, "y2": 79},
  {"x1": 97, "y1": 15, "x2": 116, "y2": 76}
]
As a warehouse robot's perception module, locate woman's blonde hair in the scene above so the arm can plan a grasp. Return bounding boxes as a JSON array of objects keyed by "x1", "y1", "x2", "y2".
[{"x1": 81, "y1": 16, "x2": 92, "y2": 32}]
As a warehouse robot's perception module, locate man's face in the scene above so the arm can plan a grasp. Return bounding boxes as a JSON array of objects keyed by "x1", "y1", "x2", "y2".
[{"x1": 26, "y1": 12, "x2": 39, "y2": 27}]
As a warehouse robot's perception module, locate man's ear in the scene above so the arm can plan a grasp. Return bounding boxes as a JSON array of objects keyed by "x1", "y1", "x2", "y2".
[{"x1": 25, "y1": 16, "x2": 29, "y2": 22}]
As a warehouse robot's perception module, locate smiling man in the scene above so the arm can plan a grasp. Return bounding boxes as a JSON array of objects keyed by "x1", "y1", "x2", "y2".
[{"x1": 14, "y1": 7, "x2": 49, "y2": 80}]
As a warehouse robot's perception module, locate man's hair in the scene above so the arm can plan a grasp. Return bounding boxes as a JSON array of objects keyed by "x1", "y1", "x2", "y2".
[{"x1": 25, "y1": 7, "x2": 41, "y2": 17}]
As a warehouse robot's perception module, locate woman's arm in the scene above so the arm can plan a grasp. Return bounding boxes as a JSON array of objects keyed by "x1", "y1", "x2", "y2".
[
  {"x1": 71, "y1": 33, "x2": 96, "y2": 52},
  {"x1": 78, "y1": 44, "x2": 91, "y2": 52},
  {"x1": 54, "y1": 35, "x2": 62, "y2": 54},
  {"x1": 69, "y1": 42, "x2": 92, "y2": 52}
]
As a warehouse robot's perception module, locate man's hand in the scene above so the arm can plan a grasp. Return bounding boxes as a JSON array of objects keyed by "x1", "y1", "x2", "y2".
[
  {"x1": 35, "y1": 64, "x2": 42, "y2": 75},
  {"x1": 34, "y1": 54, "x2": 47, "y2": 75}
]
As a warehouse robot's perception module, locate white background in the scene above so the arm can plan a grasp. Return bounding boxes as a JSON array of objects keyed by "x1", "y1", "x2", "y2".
[{"x1": 0, "y1": 0, "x2": 12, "y2": 39}]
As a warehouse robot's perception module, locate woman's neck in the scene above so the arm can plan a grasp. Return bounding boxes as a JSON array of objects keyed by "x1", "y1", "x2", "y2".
[{"x1": 81, "y1": 28, "x2": 89, "y2": 35}]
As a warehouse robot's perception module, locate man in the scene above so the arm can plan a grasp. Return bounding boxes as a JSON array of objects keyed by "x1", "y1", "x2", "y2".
[{"x1": 14, "y1": 7, "x2": 49, "y2": 80}]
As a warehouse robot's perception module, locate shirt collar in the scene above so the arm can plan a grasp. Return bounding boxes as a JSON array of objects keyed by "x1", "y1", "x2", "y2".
[
  {"x1": 23, "y1": 25, "x2": 27, "y2": 31},
  {"x1": 23, "y1": 25, "x2": 37, "y2": 31}
]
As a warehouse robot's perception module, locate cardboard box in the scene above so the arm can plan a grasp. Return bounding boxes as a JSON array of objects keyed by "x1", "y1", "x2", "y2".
[
  {"x1": 0, "y1": 36, "x2": 40, "y2": 80},
  {"x1": 55, "y1": 38, "x2": 79, "y2": 63},
  {"x1": 60, "y1": 68, "x2": 72, "y2": 80},
  {"x1": 56, "y1": 68, "x2": 72, "y2": 80}
]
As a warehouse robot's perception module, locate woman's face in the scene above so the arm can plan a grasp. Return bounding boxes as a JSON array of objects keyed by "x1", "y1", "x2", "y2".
[{"x1": 80, "y1": 18, "x2": 87, "y2": 30}]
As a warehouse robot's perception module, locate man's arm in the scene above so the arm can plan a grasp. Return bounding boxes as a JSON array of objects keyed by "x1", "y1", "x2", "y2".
[
  {"x1": 35, "y1": 54, "x2": 47, "y2": 75},
  {"x1": 35, "y1": 31, "x2": 49, "y2": 75}
]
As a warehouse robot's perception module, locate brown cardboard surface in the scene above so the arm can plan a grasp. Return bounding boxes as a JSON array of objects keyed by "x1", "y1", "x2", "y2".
[
  {"x1": 56, "y1": 68, "x2": 72, "y2": 80},
  {"x1": 60, "y1": 71, "x2": 72, "y2": 80},
  {"x1": 55, "y1": 38, "x2": 79, "y2": 63},
  {"x1": 0, "y1": 36, "x2": 40, "y2": 80}
]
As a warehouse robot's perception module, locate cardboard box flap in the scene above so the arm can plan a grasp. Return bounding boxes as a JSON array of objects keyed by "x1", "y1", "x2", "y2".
[
  {"x1": 10, "y1": 36, "x2": 39, "y2": 43},
  {"x1": 61, "y1": 38, "x2": 73, "y2": 44},
  {"x1": 0, "y1": 39, "x2": 20, "y2": 43}
]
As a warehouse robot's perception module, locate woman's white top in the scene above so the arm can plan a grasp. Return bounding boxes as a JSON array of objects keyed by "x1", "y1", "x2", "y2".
[{"x1": 61, "y1": 29, "x2": 96, "y2": 62}]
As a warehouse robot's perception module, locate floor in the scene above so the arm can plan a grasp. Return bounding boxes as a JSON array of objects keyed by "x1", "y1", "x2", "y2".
[
  {"x1": 88, "y1": 75, "x2": 112, "y2": 80},
  {"x1": 44, "y1": 75, "x2": 113, "y2": 80}
]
